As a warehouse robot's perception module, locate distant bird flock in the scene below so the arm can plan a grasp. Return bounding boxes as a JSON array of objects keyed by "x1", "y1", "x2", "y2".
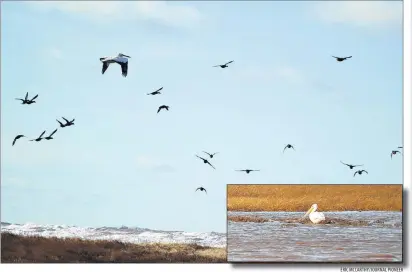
[{"x1": 13, "y1": 54, "x2": 402, "y2": 194}]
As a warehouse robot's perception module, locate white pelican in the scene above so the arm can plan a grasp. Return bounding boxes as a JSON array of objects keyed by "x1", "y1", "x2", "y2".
[
  {"x1": 100, "y1": 53, "x2": 131, "y2": 77},
  {"x1": 303, "y1": 203, "x2": 325, "y2": 224}
]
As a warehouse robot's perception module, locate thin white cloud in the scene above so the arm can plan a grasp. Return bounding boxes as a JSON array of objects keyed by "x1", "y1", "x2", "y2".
[
  {"x1": 26, "y1": 1, "x2": 202, "y2": 28},
  {"x1": 49, "y1": 47, "x2": 63, "y2": 60},
  {"x1": 136, "y1": 155, "x2": 175, "y2": 173},
  {"x1": 311, "y1": 1, "x2": 402, "y2": 28}
]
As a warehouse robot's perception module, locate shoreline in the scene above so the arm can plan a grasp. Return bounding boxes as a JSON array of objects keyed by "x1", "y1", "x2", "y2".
[{"x1": 1, "y1": 232, "x2": 227, "y2": 263}]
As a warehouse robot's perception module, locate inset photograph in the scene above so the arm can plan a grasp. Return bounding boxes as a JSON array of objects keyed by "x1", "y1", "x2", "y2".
[{"x1": 227, "y1": 184, "x2": 402, "y2": 263}]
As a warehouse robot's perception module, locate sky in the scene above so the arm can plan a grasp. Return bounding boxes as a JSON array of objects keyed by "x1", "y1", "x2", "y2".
[{"x1": 0, "y1": 1, "x2": 403, "y2": 233}]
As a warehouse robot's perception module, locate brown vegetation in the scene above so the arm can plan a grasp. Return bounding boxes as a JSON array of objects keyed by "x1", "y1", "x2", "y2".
[
  {"x1": 227, "y1": 185, "x2": 402, "y2": 212},
  {"x1": 1, "y1": 233, "x2": 226, "y2": 263},
  {"x1": 228, "y1": 216, "x2": 271, "y2": 223}
]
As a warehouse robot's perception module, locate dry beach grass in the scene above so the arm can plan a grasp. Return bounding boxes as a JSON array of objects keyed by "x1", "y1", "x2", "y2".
[
  {"x1": 1, "y1": 233, "x2": 226, "y2": 263},
  {"x1": 227, "y1": 185, "x2": 402, "y2": 212}
]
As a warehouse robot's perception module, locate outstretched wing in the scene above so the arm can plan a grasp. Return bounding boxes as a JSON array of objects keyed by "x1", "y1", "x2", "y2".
[
  {"x1": 62, "y1": 117, "x2": 69, "y2": 123},
  {"x1": 156, "y1": 87, "x2": 163, "y2": 92},
  {"x1": 31, "y1": 94, "x2": 39, "y2": 101},
  {"x1": 207, "y1": 161, "x2": 216, "y2": 169},
  {"x1": 363, "y1": 170, "x2": 368, "y2": 174},
  {"x1": 224, "y1": 60, "x2": 234, "y2": 65},
  {"x1": 49, "y1": 129, "x2": 58, "y2": 137},
  {"x1": 353, "y1": 171, "x2": 358, "y2": 177},
  {"x1": 121, "y1": 62, "x2": 128, "y2": 77},
  {"x1": 195, "y1": 155, "x2": 206, "y2": 161},
  {"x1": 283, "y1": 146, "x2": 288, "y2": 153},
  {"x1": 202, "y1": 151, "x2": 212, "y2": 156},
  {"x1": 102, "y1": 62, "x2": 109, "y2": 74},
  {"x1": 340, "y1": 161, "x2": 349, "y2": 166},
  {"x1": 25, "y1": 92, "x2": 28, "y2": 100},
  {"x1": 39, "y1": 130, "x2": 46, "y2": 138},
  {"x1": 12, "y1": 137, "x2": 18, "y2": 146}
]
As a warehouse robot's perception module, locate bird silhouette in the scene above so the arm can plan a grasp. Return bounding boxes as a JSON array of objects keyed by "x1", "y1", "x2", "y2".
[
  {"x1": 12, "y1": 135, "x2": 25, "y2": 146},
  {"x1": 26, "y1": 94, "x2": 38, "y2": 104},
  {"x1": 147, "y1": 87, "x2": 163, "y2": 96},
  {"x1": 202, "y1": 151, "x2": 219, "y2": 159},
  {"x1": 236, "y1": 169, "x2": 260, "y2": 174},
  {"x1": 332, "y1": 56, "x2": 352, "y2": 62},
  {"x1": 62, "y1": 117, "x2": 75, "y2": 126},
  {"x1": 213, "y1": 60, "x2": 234, "y2": 68},
  {"x1": 354, "y1": 170, "x2": 368, "y2": 177},
  {"x1": 391, "y1": 150, "x2": 402, "y2": 159},
  {"x1": 195, "y1": 155, "x2": 216, "y2": 169},
  {"x1": 157, "y1": 105, "x2": 170, "y2": 114},
  {"x1": 340, "y1": 161, "x2": 364, "y2": 170},
  {"x1": 15, "y1": 92, "x2": 38, "y2": 104},
  {"x1": 196, "y1": 187, "x2": 207, "y2": 194},
  {"x1": 56, "y1": 119, "x2": 66, "y2": 128},
  {"x1": 398, "y1": 146, "x2": 403, "y2": 149},
  {"x1": 283, "y1": 144, "x2": 295, "y2": 153},
  {"x1": 30, "y1": 131, "x2": 46, "y2": 142},
  {"x1": 44, "y1": 129, "x2": 58, "y2": 140}
]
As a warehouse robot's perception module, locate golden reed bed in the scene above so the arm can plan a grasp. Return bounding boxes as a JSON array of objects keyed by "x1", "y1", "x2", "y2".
[
  {"x1": 227, "y1": 185, "x2": 402, "y2": 212},
  {"x1": 1, "y1": 233, "x2": 226, "y2": 263}
]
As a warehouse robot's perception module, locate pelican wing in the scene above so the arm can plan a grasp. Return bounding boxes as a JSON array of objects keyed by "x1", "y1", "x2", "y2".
[
  {"x1": 102, "y1": 62, "x2": 109, "y2": 74},
  {"x1": 121, "y1": 62, "x2": 128, "y2": 77}
]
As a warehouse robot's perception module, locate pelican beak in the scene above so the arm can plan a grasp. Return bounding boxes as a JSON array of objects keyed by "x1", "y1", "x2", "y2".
[{"x1": 303, "y1": 207, "x2": 313, "y2": 218}]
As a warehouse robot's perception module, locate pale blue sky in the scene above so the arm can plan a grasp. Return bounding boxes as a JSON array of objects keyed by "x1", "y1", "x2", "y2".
[{"x1": 1, "y1": 1, "x2": 403, "y2": 233}]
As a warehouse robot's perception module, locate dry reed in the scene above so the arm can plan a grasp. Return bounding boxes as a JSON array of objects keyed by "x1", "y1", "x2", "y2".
[
  {"x1": 1, "y1": 233, "x2": 226, "y2": 263},
  {"x1": 227, "y1": 185, "x2": 402, "y2": 212}
]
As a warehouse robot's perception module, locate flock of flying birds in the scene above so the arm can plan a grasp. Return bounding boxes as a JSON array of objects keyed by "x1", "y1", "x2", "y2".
[{"x1": 12, "y1": 53, "x2": 403, "y2": 194}]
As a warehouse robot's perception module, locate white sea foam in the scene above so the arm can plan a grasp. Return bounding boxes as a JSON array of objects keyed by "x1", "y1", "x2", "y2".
[{"x1": 0, "y1": 222, "x2": 226, "y2": 248}]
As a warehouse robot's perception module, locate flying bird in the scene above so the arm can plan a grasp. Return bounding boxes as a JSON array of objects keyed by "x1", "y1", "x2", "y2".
[
  {"x1": 391, "y1": 150, "x2": 402, "y2": 159},
  {"x1": 398, "y1": 146, "x2": 403, "y2": 149},
  {"x1": 147, "y1": 87, "x2": 163, "y2": 96},
  {"x1": 56, "y1": 119, "x2": 66, "y2": 128},
  {"x1": 202, "y1": 151, "x2": 219, "y2": 159},
  {"x1": 12, "y1": 135, "x2": 25, "y2": 146},
  {"x1": 62, "y1": 117, "x2": 75, "y2": 127},
  {"x1": 15, "y1": 92, "x2": 38, "y2": 104},
  {"x1": 100, "y1": 53, "x2": 131, "y2": 77},
  {"x1": 354, "y1": 170, "x2": 368, "y2": 177},
  {"x1": 213, "y1": 60, "x2": 234, "y2": 68},
  {"x1": 332, "y1": 56, "x2": 352, "y2": 62},
  {"x1": 283, "y1": 144, "x2": 295, "y2": 153},
  {"x1": 196, "y1": 187, "x2": 207, "y2": 194},
  {"x1": 157, "y1": 105, "x2": 170, "y2": 114},
  {"x1": 340, "y1": 161, "x2": 364, "y2": 170},
  {"x1": 44, "y1": 129, "x2": 58, "y2": 140},
  {"x1": 195, "y1": 155, "x2": 216, "y2": 169},
  {"x1": 30, "y1": 131, "x2": 46, "y2": 142},
  {"x1": 236, "y1": 169, "x2": 260, "y2": 174}
]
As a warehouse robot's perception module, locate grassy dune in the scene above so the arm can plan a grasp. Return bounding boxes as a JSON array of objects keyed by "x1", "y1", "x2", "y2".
[
  {"x1": 1, "y1": 233, "x2": 226, "y2": 263},
  {"x1": 227, "y1": 185, "x2": 402, "y2": 212}
]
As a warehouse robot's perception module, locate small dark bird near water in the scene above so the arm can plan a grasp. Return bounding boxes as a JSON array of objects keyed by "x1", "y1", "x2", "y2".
[
  {"x1": 12, "y1": 135, "x2": 25, "y2": 146},
  {"x1": 196, "y1": 187, "x2": 207, "y2": 194},
  {"x1": 236, "y1": 169, "x2": 260, "y2": 174},
  {"x1": 147, "y1": 87, "x2": 163, "y2": 96},
  {"x1": 195, "y1": 155, "x2": 215, "y2": 169},
  {"x1": 15, "y1": 92, "x2": 38, "y2": 104},
  {"x1": 202, "y1": 151, "x2": 219, "y2": 159},
  {"x1": 213, "y1": 60, "x2": 234, "y2": 68},
  {"x1": 340, "y1": 161, "x2": 363, "y2": 170},
  {"x1": 62, "y1": 117, "x2": 75, "y2": 126},
  {"x1": 30, "y1": 131, "x2": 46, "y2": 142},
  {"x1": 332, "y1": 56, "x2": 352, "y2": 62},
  {"x1": 391, "y1": 150, "x2": 402, "y2": 159},
  {"x1": 283, "y1": 144, "x2": 295, "y2": 153},
  {"x1": 44, "y1": 129, "x2": 58, "y2": 140},
  {"x1": 354, "y1": 170, "x2": 368, "y2": 177},
  {"x1": 157, "y1": 105, "x2": 170, "y2": 113},
  {"x1": 56, "y1": 119, "x2": 66, "y2": 128}
]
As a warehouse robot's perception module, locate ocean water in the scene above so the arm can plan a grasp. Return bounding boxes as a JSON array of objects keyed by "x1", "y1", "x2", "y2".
[
  {"x1": 227, "y1": 211, "x2": 402, "y2": 262},
  {"x1": 1, "y1": 222, "x2": 226, "y2": 248}
]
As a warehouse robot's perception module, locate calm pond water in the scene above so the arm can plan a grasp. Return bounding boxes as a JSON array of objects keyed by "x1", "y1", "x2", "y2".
[{"x1": 227, "y1": 211, "x2": 402, "y2": 263}]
